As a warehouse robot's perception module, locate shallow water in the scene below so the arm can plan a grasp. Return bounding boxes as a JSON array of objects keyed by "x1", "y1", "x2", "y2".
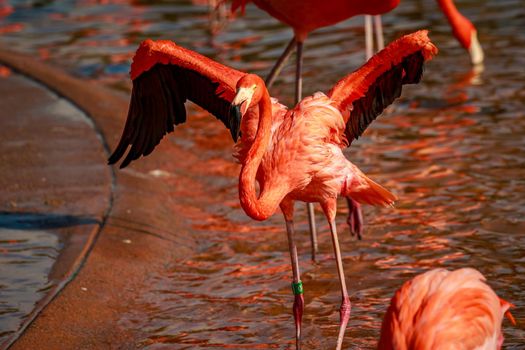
[
  {"x1": 0, "y1": 226, "x2": 60, "y2": 341},
  {"x1": 1, "y1": 0, "x2": 524, "y2": 348},
  {"x1": 0, "y1": 72, "x2": 109, "y2": 343}
]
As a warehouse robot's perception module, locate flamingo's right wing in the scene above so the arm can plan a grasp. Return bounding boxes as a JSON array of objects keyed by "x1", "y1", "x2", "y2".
[
  {"x1": 108, "y1": 39, "x2": 246, "y2": 168},
  {"x1": 327, "y1": 30, "x2": 437, "y2": 146}
]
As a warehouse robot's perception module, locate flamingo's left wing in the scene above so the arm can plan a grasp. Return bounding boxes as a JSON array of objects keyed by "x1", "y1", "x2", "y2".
[{"x1": 327, "y1": 30, "x2": 438, "y2": 146}]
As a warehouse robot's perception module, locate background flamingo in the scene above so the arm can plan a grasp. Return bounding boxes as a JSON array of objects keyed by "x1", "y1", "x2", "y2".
[
  {"x1": 364, "y1": 0, "x2": 484, "y2": 64},
  {"x1": 378, "y1": 268, "x2": 515, "y2": 349},
  {"x1": 108, "y1": 31, "x2": 436, "y2": 349},
  {"x1": 229, "y1": 0, "x2": 484, "y2": 260}
]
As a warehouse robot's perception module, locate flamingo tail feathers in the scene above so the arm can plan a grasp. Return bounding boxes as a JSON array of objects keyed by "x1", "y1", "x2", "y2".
[{"x1": 344, "y1": 175, "x2": 397, "y2": 207}]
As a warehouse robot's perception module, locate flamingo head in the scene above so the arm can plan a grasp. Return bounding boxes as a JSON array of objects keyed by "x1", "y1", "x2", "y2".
[
  {"x1": 229, "y1": 74, "x2": 264, "y2": 142},
  {"x1": 450, "y1": 15, "x2": 484, "y2": 65}
]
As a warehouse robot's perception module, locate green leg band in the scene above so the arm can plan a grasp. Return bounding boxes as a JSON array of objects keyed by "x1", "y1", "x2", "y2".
[{"x1": 291, "y1": 280, "x2": 304, "y2": 295}]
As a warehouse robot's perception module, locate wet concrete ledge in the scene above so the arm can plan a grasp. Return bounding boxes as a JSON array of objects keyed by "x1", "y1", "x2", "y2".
[
  {"x1": 0, "y1": 46, "x2": 197, "y2": 349},
  {"x1": 0, "y1": 71, "x2": 111, "y2": 347}
]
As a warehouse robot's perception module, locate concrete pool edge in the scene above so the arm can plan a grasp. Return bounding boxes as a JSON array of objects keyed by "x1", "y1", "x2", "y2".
[{"x1": 0, "y1": 47, "x2": 198, "y2": 349}]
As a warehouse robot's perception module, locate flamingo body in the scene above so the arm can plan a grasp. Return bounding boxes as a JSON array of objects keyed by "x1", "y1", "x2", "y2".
[
  {"x1": 230, "y1": 31, "x2": 436, "y2": 222},
  {"x1": 378, "y1": 268, "x2": 514, "y2": 350},
  {"x1": 235, "y1": 92, "x2": 395, "y2": 216},
  {"x1": 234, "y1": 0, "x2": 399, "y2": 41}
]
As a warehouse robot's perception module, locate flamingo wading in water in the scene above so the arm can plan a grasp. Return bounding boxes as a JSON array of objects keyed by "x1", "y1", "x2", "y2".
[
  {"x1": 232, "y1": 0, "x2": 402, "y2": 259},
  {"x1": 109, "y1": 31, "x2": 437, "y2": 349},
  {"x1": 230, "y1": 0, "x2": 484, "y2": 259},
  {"x1": 362, "y1": 0, "x2": 484, "y2": 64},
  {"x1": 378, "y1": 268, "x2": 515, "y2": 349}
]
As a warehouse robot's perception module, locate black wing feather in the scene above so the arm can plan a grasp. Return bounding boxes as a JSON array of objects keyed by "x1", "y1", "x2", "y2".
[
  {"x1": 345, "y1": 51, "x2": 425, "y2": 144},
  {"x1": 108, "y1": 64, "x2": 235, "y2": 168}
]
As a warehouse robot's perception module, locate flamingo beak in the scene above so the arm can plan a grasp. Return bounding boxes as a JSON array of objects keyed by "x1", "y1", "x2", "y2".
[
  {"x1": 228, "y1": 103, "x2": 242, "y2": 143},
  {"x1": 229, "y1": 87, "x2": 254, "y2": 142}
]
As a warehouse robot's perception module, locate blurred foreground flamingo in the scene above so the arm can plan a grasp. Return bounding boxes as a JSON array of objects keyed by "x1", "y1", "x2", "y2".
[
  {"x1": 230, "y1": 0, "x2": 483, "y2": 260},
  {"x1": 378, "y1": 268, "x2": 516, "y2": 349},
  {"x1": 108, "y1": 31, "x2": 437, "y2": 349}
]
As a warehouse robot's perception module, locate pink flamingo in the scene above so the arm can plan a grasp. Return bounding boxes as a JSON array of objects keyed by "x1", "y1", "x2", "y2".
[
  {"x1": 378, "y1": 268, "x2": 515, "y2": 349},
  {"x1": 364, "y1": 0, "x2": 484, "y2": 64},
  {"x1": 436, "y1": 0, "x2": 484, "y2": 65},
  {"x1": 108, "y1": 31, "x2": 437, "y2": 349},
  {"x1": 229, "y1": 0, "x2": 483, "y2": 260},
  {"x1": 231, "y1": 0, "x2": 402, "y2": 257}
]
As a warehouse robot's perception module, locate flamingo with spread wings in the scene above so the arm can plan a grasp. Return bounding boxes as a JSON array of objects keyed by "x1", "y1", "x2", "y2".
[
  {"x1": 109, "y1": 31, "x2": 437, "y2": 349},
  {"x1": 232, "y1": 0, "x2": 402, "y2": 256},
  {"x1": 229, "y1": 0, "x2": 482, "y2": 260},
  {"x1": 378, "y1": 268, "x2": 516, "y2": 350}
]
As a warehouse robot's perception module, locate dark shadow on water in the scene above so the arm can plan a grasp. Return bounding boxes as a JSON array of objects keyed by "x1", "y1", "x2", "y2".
[{"x1": 0, "y1": 211, "x2": 99, "y2": 230}]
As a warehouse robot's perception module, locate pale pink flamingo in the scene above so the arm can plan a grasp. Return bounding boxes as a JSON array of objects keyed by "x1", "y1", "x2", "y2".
[
  {"x1": 378, "y1": 268, "x2": 516, "y2": 349},
  {"x1": 108, "y1": 31, "x2": 437, "y2": 349},
  {"x1": 231, "y1": 0, "x2": 402, "y2": 259},
  {"x1": 229, "y1": 0, "x2": 483, "y2": 260}
]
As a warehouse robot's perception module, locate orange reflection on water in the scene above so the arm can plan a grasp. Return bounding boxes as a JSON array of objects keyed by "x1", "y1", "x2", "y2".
[
  {"x1": 226, "y1": 261, "x2": 290, "y2": 278},
  {"x1": 205, "y1": 343, "x2": 280, "y2": 349},
  {"x1": 374, "y1": 250, "x2": 465, "y2": 271},
  {"x1": 0, "y1": 23, "x2": 23, "y2": 34}
]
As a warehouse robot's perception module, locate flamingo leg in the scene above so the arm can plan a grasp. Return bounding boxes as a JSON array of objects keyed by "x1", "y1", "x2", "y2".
[
  {"x1": 321, "y1": 199, "x2": 351, "y2": 350},
  {"x1": 281, "y1": 200, "x2": 304, "y2": 350},
  {"x1": 294, "y1": 40, "x2": 303, "y2": 102},
  {"x1": 306, "y1": 203, "x2": 318, "y2": 261},
  {"x1": 330, "y1": 218, "x2": 351, "y2": 350},
  {"x1": 265, "y1": 37, "x2": 296, "y2": 89},
  {"x1": 285, "y1": 219, "x2": 304, "y2": 350},
  {"x1": 373, "y1": 15, "x2": 384, "y2": 51},
  {"x1": 364, "y1": 15, "x2": 374, "y2": 60},
  {"x1": 345, "y1": 197, "x2": 363, "y2": 240}
]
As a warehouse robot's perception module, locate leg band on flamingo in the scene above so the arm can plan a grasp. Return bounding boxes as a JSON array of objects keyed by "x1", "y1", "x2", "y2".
[{"x1": 291, "y1": 280, "x2": 304, "y2": 295}]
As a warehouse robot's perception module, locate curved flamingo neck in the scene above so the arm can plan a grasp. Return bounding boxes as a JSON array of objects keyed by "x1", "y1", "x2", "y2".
[
  {"x1": 436, "y1": 0, "x2": 474, "y2": 49},
  {"x1": 239, "y1": 87, "x2": 286, "y2": 221}
]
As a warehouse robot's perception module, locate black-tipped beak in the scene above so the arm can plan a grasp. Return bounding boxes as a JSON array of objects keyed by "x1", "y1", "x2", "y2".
[{"x1": 229, "y1": 103, "x2": 242, "y2": 143}]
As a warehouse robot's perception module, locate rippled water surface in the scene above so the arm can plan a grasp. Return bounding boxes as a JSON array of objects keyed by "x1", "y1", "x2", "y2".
[
  {"x1": 1, "y1": 0, "x2": 524, "y2": 348},
  {"x1": 0, "y1": 225, "x2": 60, "y2": 341}
]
